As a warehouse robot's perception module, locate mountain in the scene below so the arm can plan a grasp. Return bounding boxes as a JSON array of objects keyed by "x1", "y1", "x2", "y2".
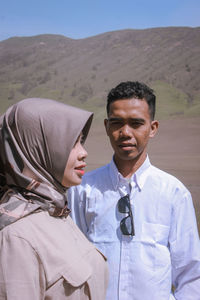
[{"x1": 0, "y1": 27, "x2": 200, "y2": 121}]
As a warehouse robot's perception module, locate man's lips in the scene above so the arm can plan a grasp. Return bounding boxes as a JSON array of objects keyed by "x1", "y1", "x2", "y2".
[
  {"x1": 119, "y1": 143, "x2": 136, "y2": 148},
  {"x1": 118, "y1": 142, "x2": 137, "y2": 152}
]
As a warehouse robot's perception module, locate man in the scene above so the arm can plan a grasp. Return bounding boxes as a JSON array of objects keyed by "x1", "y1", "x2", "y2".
[{"x1": 68, "y1": 81, "x2": 200, "y2": 300}]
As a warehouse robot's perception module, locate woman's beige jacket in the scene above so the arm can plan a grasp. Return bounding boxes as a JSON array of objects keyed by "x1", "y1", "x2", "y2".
[{"x1": 0, "y1": 211, "x2": 108, "y2": 299}]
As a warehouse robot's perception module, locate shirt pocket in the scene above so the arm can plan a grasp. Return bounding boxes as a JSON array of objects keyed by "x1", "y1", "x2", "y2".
[{"x1": 140, "y1": 222, "x2": 170, "y2": 269}]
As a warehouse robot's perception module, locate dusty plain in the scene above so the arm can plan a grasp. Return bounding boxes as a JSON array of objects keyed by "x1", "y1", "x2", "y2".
[{"x1": 84, "y1": 117, "x2": 200, "y2": 233}]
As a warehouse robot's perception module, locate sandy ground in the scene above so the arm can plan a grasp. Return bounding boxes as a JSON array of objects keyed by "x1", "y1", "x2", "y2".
[{"x1": 84, "y1": 117, "x2": 200, "y2": 233}]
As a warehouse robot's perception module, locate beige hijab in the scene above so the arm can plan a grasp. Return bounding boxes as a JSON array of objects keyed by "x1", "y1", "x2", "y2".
[{"x1": 0, "y1": 98, "x2": 93, "y2": 230}]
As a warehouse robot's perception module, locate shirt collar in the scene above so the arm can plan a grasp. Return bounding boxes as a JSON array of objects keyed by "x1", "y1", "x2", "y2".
[{"x1": 109, "y1": 155, "x2": 151, "y2": 191}]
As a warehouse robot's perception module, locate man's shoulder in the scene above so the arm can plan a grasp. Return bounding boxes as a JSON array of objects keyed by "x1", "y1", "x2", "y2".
[
  {"x1": 84, "y1": 164, "x2": 110, "y2": 179},
  {"x1": 149, "y1": 164, "x2": 189, "y2": 192},
  {"x1": 151, "y1": 164, "x2": 179, "y2": 180}
]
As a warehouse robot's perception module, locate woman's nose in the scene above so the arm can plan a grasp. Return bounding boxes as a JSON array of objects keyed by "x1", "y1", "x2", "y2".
[{"x1": 79, "y1": 145, "x2": 88, "y2": 160}]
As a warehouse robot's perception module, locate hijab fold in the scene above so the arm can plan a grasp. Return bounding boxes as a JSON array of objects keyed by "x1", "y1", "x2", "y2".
[{"x1": 0, "y1": 98, "x2": 93, "y2": 230}]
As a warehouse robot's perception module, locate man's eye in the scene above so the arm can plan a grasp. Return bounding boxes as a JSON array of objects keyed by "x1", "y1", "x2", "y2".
[
  {"x1": 132, "y1": 122, "x2": 143, "y2": 127},
  {"x1": 109, "y1": 121, "x2": 122, "y2": 125}
]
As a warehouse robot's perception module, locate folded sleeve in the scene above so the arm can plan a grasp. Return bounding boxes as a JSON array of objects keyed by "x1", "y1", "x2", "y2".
[
  {"x1": 169, "y1": 189, "x2": 200, "y2": 299},
  {"x1": 0, "y1": 229, "x2": 45, "y2": 300}
]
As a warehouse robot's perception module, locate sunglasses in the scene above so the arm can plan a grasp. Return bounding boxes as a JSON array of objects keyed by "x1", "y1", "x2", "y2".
[{"x1": 118, "y1": 194, "x2": 135, "y2": 236}]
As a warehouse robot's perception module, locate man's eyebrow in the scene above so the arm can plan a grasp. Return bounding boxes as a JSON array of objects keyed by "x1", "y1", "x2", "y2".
[
  {"x1": 131, "y1": 118, "x2": 145, "y2": 122},
  {"x1": 108, "y1": 117, "x2": 145, "y2": 122},
  {"x1": 108, "y1": 117, "x2": 123, "y2": 121}
]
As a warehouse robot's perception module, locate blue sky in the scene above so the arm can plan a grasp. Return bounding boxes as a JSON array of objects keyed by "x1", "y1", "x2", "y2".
[{"x1": 0, "y1": 0, "x2": 199, "y2": 41}]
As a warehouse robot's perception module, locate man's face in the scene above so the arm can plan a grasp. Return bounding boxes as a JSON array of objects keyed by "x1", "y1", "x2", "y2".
[{"x1": 104, "y1": 98, "x2": 158, "y2": 169}]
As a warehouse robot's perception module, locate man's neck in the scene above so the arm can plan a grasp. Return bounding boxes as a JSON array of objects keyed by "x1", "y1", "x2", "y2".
[{"x1": 114, "y1": 153, "x2": 147, "y2": 178}]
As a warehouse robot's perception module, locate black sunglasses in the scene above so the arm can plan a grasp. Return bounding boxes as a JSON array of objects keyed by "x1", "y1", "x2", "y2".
[{"x1": 118, "y1": 194, "x2": 135, "y2": 236}]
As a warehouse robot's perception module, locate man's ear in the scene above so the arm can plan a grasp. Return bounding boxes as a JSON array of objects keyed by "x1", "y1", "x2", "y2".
[
  {"x1": 149, "y1": 120, "x2": 159, "y2": 138},
  {"x1": 104, "y1": 119, "x2": 109, "y2": 136}
]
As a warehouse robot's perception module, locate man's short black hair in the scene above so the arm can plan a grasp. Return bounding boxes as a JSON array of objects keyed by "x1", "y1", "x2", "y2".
[{"x1": 106, "y1": 81, "x2": 156, "y2": 120}]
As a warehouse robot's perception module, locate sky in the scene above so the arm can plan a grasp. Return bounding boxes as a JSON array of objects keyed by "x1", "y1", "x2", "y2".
[{"x1": 0, "y1": 0, "x2": 200, "y2": 41}]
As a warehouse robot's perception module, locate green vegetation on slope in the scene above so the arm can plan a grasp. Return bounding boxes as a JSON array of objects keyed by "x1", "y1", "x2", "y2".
[{"x1": 0, "y1": 28, "x2": 200, "y2": 120}]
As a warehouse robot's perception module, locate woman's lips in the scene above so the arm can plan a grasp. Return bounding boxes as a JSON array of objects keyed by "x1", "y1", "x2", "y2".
[
  {"x1": 76, "y1": 169, "x2": 85, "y2": 176},
  {"x1": 75, "y1": 165, "x2": 86, "y2": 176}
]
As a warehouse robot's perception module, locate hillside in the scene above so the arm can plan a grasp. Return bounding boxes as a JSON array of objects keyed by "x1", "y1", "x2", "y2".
[{"x1": 0, "y1": 27, "x2": 200, "y2": 121}]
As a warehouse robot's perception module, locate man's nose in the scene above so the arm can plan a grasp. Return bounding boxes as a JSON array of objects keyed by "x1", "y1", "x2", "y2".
[{"x1": 119, "y1": 125, "x2": 132, "y2": 137}]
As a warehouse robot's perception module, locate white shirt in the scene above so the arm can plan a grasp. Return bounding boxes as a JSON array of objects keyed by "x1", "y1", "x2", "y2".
[{"x1": 68, "y1": 156, "x2": 200, "y2": 300}]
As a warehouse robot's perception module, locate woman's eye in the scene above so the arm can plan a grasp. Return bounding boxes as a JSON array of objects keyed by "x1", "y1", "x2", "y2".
[
  {"x1": 80, "y1": 136, "x2": 85, "y2": 144},
  {"x1": 74, "y1": 134, "x2": 83, "y2": 147}
]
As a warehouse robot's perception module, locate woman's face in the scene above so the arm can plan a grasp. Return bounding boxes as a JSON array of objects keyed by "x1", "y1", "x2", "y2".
[{"x1": 61, "y1": 134, "x2": 88, "y2": 188}]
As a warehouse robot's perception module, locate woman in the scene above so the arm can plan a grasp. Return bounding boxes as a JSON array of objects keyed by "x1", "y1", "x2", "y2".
[{"x1": 0, "y1": 98, "x2": 108, "y2": 299}]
